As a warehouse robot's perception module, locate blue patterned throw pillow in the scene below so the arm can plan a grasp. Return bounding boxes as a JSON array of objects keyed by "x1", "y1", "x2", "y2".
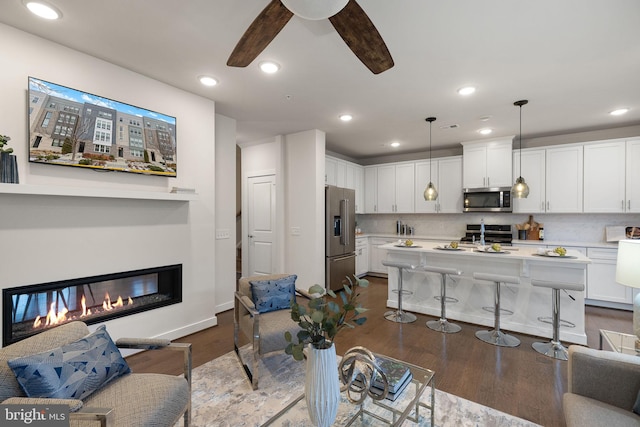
[
  {"x1": 250, "y1": 274, "x2": 297, "y2": 313},
  {"x1": 8, "y1": 325, "x2": 131, "y2": 400}
]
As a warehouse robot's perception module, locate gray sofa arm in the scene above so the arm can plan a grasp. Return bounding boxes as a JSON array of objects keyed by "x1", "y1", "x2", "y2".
[{"x1": 568, "y1": 345, "x2": 640, "y2": 410}]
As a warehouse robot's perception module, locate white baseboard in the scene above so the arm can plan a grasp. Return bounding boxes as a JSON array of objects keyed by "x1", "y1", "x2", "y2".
[
  {"x1": 154, "y1": 316, "x2": 218, "y2": 341},
  {"x1": 216, "y1": 300, "x2": 234, "y2": 313}
]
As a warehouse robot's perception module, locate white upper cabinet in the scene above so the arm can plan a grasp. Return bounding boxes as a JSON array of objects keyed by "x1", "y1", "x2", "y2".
[
  {"x1": 325, "y1": 156, "x2": 337, "y2": 185},
  {"x1": 326, "y1": 156, "x2": 364, "y2": 212},
  {"x1": 346, "y1": 163, "x2": 365, "y2": 214},
  {"x1": 462, "y1": 137, "x2": 514, "y2": 188},
  {"x1": 415, "y1": 160, "x2": 438, "y2": 213},
  {"x1": 512, "y1": 149, "x2": 546, "y2": 213},
  {"x1": 545, "y1": 144, "x2": 583, "y2": 213},
  {"x1": 415, "y1": 156, "x2": 463, "y2": 213},
  {"x1": 583, "y1": 140, "x2": 626, "y2": 213},
  {"x1": 437, "y1": 156, "x2": 464, "y2": 213},
  {"x1": 364, "y1": 166, "x2": 377, "y2": 213},
  {"x1": 374, "y1": 162, "x2": 414, "y2": 213},
  {"x1": 626, "y1": 138, "x2": 640, "y2": 213}
]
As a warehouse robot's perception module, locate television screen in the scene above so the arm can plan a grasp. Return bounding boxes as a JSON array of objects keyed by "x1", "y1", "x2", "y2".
[{"x1": 28, "y1": 77, "x2": 177, "y2": 177}]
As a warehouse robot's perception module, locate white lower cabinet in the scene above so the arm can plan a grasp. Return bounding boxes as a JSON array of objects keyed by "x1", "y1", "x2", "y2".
[
  {"x1": 369, "y1": 238, "x2": 397, "y2": 274},
  {"x1": 586, "y1": 247, "x2": 632, "y2": 306},
  {"x1": 355, "y1": 237, "x2": 369, "y2": 277}
]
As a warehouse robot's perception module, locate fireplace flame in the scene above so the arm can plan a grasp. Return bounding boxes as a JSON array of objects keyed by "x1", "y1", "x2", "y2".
[{"x1": 32, "y1": 292, "x2": 133, "y2": 330}]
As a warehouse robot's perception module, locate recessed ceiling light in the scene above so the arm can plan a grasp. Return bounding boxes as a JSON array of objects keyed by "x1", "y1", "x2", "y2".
[
  {"x1": 610, "y1": 108, "x2": 629, "y2": 116},
  {"x1": 23, "y1": 1, "x2": 62, "y2": 19},
  {"x1": 390, "y1": 142, "x2": 400, "y2": 148},
  {"x1": 339, "y1": 114, "x2": 353, "y2": 122},
  {"x1": 457, "y1": 86, "x2": 476, "y2": 96},
  {"x1": 198, "y1": 75, "x2": 218, "y2": 87},
  {"x1": 259, "y1": 61, "x2": 280, "y2": 74},
  {"x1": 478, "y1": 128, "x2": 493, "y2": 135}
]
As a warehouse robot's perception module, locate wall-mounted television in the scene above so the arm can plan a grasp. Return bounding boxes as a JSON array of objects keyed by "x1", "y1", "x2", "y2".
[{"x1": 28, "y1": 77, "x2": 177, "y2": 177}]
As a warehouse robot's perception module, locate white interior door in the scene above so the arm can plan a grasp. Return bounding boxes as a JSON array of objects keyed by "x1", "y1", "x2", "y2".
[{"x1": 247, "y1": 175, "x2": 276, "y2": 276}]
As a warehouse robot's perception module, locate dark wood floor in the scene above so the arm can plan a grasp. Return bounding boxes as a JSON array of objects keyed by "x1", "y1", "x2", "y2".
[{"x1": 127, "y1": 276, "x2": 632, "y2": 427}]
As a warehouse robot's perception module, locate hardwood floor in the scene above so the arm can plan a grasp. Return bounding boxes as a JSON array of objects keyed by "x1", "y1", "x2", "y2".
[{"x1": 127, "y1": 276, "x2": 632, "y2": 427}]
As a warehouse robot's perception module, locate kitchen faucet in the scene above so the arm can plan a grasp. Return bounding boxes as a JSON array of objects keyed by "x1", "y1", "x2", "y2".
[{"x1": 480, "y1": 218, "x2": 486, "y2": 246}]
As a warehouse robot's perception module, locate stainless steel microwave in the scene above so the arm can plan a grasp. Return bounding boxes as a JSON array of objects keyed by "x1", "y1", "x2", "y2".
[{"x1": 463, "y1": 187, "x2": 513, "y2": 213}]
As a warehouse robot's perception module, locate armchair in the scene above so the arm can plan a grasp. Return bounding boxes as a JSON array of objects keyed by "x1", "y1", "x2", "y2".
[
  {"x1": 1, "y1": 321, "x2": 191, "y2": 427},
  {"x1": 234, "y1": 274, "x2": 307, "y2": 389},
  {"x1": 564, "y1": 345, "x2": 640, "y2": 427}
]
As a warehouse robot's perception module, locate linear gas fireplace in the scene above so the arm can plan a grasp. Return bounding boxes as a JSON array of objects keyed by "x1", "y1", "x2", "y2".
[{"x1": 3, "y1": 264, "x2": 182, "y2": 346}]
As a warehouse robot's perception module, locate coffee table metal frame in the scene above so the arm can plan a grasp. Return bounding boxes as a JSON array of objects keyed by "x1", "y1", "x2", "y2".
[
  {"x1": 599, "y1": 329, "x2": 639, "y2": 355},
  {"x1": 262, "y1": 353, "x2": 435, "y2": 426}
]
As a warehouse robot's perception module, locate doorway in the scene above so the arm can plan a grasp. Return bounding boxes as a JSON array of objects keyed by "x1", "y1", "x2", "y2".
[{"x1": 246, "y1": 174, "x2": 276, "y2": 276}]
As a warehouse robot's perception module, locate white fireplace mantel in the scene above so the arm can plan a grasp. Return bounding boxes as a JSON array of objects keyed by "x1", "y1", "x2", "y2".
[{"x1": 0, "y1": 183, "x2": 197, "y2": 201}]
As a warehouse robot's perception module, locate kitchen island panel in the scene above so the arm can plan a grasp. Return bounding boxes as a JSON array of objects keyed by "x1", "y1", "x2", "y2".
[{"x1": 382, "y1": 242, "x2": 589, "y2": 345}]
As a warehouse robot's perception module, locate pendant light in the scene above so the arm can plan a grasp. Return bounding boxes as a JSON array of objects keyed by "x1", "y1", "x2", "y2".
[
  {"x1": 512, "y1": 100, "x2": 530, "y2": 198},
  {"x1": 424, "y1": 117, "x2": 438, "y2": 201}
]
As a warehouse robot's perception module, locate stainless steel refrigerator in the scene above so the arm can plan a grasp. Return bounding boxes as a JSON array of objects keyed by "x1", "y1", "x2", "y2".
[{"x1": 325, "y1": 185, "x2": 356, "y2": 292}]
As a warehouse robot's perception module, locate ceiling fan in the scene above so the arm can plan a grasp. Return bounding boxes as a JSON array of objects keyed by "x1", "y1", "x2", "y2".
[{"x1": 227, "y1": 0, "x2": 394, "y2": 74}]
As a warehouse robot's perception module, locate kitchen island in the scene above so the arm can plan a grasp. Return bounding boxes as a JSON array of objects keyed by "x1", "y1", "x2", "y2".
[{"x1": 381, "y1": 241, "x2": 591, "y2": 345}]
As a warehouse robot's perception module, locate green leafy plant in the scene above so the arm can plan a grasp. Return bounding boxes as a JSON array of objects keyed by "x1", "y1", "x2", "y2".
[
  {"x1": 0, "y1": 134, "x2": 13, "y2": 154},
  {"x1": 285, "y1": 276, "x2": 369, "y2": 361}
]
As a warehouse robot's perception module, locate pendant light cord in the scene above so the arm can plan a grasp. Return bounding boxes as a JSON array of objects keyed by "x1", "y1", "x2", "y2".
[
  {"x1": 429, "y1": 120, "x2": 432, "y2": 183},
  {"x1": 514, "y1": 100, "x2": 528, "y2": 178}
]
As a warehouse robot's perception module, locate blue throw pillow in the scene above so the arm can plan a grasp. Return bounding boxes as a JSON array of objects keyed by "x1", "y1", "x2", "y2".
[
  {"x1": 250, "y1": 274, "x2": 297, "y2": 314},
  {"x1": 8, "y1": 325, "x2": 131, "y2": 400},
  {"x1": 634, "y1": 388, "x2": 640, "y2": 415}
]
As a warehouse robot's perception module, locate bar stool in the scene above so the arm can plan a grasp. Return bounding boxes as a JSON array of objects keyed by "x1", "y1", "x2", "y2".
[
  {"x1": 382, "y1": 260, "x2": 417, "y2": 323},
  {"x1": 420, "y1": 266, "x2": 463, "y2": 333},
  {"x1": 531, "y1": 279, "x2": 584, "y2": 361},
  {"x1": 474, "y1": 272, "x2": 521, "y2": 347}
]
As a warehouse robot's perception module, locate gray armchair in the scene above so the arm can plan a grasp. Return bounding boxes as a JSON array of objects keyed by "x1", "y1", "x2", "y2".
[
  {"x1": 564, "y1": 345, "x2": 640, "y2": 427},
  {"x1": 234, "y1": 273, "x2": 307, "y2": 389},
  {"x1": 1, "y1": 321, "x2": 191, "y2": 427}
]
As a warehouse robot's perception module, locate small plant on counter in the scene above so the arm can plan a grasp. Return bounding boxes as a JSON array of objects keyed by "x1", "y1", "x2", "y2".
[
  {"x1": 285, "y1": 275, "x2": 369, "y2": 361},
  {"x1": 0, "y1": 134, "x2": 13, "y2": 153}
]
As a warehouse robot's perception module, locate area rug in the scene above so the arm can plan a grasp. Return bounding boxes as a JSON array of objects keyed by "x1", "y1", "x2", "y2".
[{"x1": 185, "y1": 349, "x2": 541, "y2": 426}]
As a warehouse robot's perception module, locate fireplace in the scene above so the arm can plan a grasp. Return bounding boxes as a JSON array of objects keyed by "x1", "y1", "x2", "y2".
[{"x1": 3, "y1": 264, "x2": 182, "y2": 346}]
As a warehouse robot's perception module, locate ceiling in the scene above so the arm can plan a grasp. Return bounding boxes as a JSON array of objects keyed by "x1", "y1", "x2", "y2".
[{"x1": 2, "y1": 0, "x2": 639, "y2": 160}]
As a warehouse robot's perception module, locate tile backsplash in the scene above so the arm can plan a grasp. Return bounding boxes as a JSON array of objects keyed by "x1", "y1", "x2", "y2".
[{"x1": 356, "y1": 213, "x2": 640, "y2": 245}]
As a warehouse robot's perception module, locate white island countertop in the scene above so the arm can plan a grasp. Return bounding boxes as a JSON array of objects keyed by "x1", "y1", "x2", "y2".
[
  {"x1": 381, "y1": 240, "x2": 591, "y2": 264},
  {"x1": 380, "y1": 240, "x2": 590, "y2": 345}
]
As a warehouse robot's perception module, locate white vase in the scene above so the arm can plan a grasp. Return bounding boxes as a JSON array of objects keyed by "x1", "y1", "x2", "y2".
[{"x1": 305, "y1": 343, "x2": 340, "y2": 427}]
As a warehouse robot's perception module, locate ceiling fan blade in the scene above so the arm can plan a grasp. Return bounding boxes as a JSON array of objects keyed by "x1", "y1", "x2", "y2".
[
  {"x1": 328, "y1": 0, "x2": 394, "y2": 74},
  {"x1": 227, "y1": 0, "x2": 293, "y2": 67}
]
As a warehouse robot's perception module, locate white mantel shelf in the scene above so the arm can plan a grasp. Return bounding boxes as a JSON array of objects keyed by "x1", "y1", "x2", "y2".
[{"x1": 0, "y1": 183, "x2": 198, "y2": 201}]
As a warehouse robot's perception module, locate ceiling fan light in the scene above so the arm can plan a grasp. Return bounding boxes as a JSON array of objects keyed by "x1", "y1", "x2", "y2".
[
  {"x1": 512, "y1": 176, "x2": 530, "y2": 198},
  {"x1": 280, "y1": 0, "x2": 349, "y2": 20},
  {"x1": 424, "y1": 182, "x2": 438, "y2": 201}
]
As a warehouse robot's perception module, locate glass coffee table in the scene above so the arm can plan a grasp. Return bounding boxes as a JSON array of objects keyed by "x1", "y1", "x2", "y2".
[
  {"x1": 599, "y1": 329, "x2": 639, "y2": 355},
  {"x1": 262, "y1": 353, "x2": 435, "y2": 426}
]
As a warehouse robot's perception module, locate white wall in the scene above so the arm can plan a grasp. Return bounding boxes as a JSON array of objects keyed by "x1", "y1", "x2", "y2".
[
  {"x1": 0, "y1": 23, "x2": 218, "y2": 344},
  {"x1": 240, "y1": 136, "x2": 285, "y2": 276},
  {"x1": 215, "y1": 114, "x2": 237, "y2": 312},
  {"x1": 285, "y1": 130, "x2": 326, "y2": 288},
  {"x1": 240, "y1": 131, "x2": 326, "y2": 288}
]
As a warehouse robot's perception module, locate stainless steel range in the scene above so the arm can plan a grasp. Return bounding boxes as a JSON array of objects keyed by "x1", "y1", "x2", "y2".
[{"x1": 460, "y1": 224, "x2": 513, "y2": 245}]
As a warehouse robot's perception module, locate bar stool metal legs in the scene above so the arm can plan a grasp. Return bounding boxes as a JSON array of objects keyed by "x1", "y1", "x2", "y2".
[
  {"x1": 531, "y1": 279, "x2": 584, "y2": 361},
  {"x1": 474, "y1": 273, "x2": 521, "y2": 347},
  {"x1": 382, "y1": 260, "x2": 417, "y2": 323},
  {"x1": 421, "y1": 266, "x2": 463, "y2": 333}
]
